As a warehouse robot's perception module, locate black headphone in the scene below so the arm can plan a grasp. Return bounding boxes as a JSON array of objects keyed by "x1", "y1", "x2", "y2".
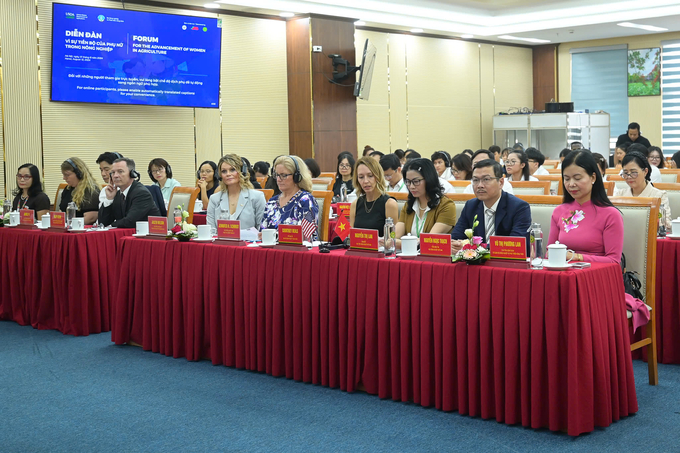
[
  {"x1": 113, "y1": 152, "x2": 122, "y2": 160},
  {"x1": 66, "y1": 158, "x2": 83, "y2": 180},
  {"x1": 291, "y1": 156, "x2": 302, "y2": 183},
  {"x1": 196, "y1": 161, "x2": 219, "y2": 186},
  {"x1": 130, "y1": 168, "x2": 140, "y2": 181},
  {"x1": 439, "y1": 151, "x2": 451, "y2": 167},
  {"x1": 240, "y1": 157, "x2": 250, "y2": 177}
]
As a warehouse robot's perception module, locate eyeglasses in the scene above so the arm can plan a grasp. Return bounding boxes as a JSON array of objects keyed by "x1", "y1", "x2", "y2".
[
  {"x1": 472, "y1": 177, "x2": 500, "y2": 186},
  {"x1": 275, "y1": 173, "x2": 292, "y2": 180},
  {"x1": 528, "y1": 159, "x2": 538, "y2": 164},
  {"x1": 338, "y1": 164, "x2": 351, "y2": 170},
  {"x1": 648, "y1": 156, "x2": 661, "y2": 161},
  {"x1": 151, "y1": 168, "x2": 165, "y2": 175},
  {"x1": 451, "y1": 168, "x2": 461, "y2": 175},
  {"x1": 404, "y1": 178, "x2": 424, "y2": 187},
  {"x1": 505, "y1": 160, "x2": 519, "y2": 166},
  {"x1": 199, "y1": 169, "x2": 213, "y2": 174},
  {"x1": 16, "y1": 174, "x2": 32, "y2": 181},
  {"x1": 384, "y1": 172, "x2": 394, "y2": 180},
  {"x1": 621, "y1": 171, "x2": 640, "y2": 179}
]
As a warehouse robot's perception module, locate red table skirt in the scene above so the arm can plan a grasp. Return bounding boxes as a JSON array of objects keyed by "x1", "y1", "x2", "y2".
[
  {"x1": 193, "y1": 214, "x2": 207, "y2": 226},
  {"x1": 112, "y1": 238, "x2": 637, "y2": 436},
  {"x1": 0, "y1": 227, "x2": 134, "y2": 335}
]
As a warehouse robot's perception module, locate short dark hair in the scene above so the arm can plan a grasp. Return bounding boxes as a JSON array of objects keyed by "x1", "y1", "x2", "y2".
[
  {"x1": 622, "y1": 151, "x2": 652, "y2": 183},
  {"x1": 525, "y1": 147, "x2": 545, "y2": 166},
  {"x1": 394, "y1": 149, "x2": 405, "y2": 160},
  {"x1": 616, "y1": 142, "x2": 630, "y2": 152},
  {"x1": 673, "y1": 151, "x2": 680, "y2": 170},
  {"x1": 452, "y1": 153, "x2": 473, "y2": 180},
  {"x1": 402, "y1": 158, "x2": 443, "y2": 213},
  {"x1": 369, "y1": 151, "x2": 385, "y2": 159},
  {"x1": 561, "y1": 151, "x2": 614, "y2": 208},
  {"x1": 472, "y1": 159, "x2": 503, "y2": 178},
  {"x1": 14, "y1": 163, "x2": 43, "y2": 198},
  {"x1": 253, "y1": 161, "x2": 270, "y2": 176},
  {"x1": 430, "y1": 151, "x2": 451, "y2": 167},
  {"x1": 592, "y1": 153, "x2": 608, "y2": 175},
  {"x1": 648, "y1": 146, "x2": 665, "y2": 169},
  {"x1": 627, "y1": 143, "x2": 649, "y2": 157},
  {"x1": 96, "y1": 152, "x2": 124, "y2": 166},
  {"x1": 462, "y1": 149, "x2": 473, "y2": 157},
  {"x1": 559, "y1": 148, "x2": 571, "y2": 159},
  {"x1": 304, "y1": 158, "x2": 321, "y2": 178},
  {"x1": 472, "y1": 149, "x2": 494, "y2": 162},
  {"x1": 501, "y1": 147, "x2": 513, "y2": 156},
  {"x1": 628, "y1": 122, "x2": 640, "y2": 132},
  {"x1": 489, "y1": 145, "x2": 501, "y2": 155},
  {"x1": 570, "y1": 141, "x2": 583, "y2": 150},
  {"x1": 512, "y1": 143, "x2": 524, "y2": 151},
  {"x1": 147, "y1": 158, "x2": 171, "y2": 182},
  {"x1": 380, "y1": 154, "x2": 401, "y2": 172},
  {"x1": 405, "y1": 150, "x2": 421, "y2": 160},
  {"x1": 115, "y1": 157, "x2": 136, "y2": 172}
]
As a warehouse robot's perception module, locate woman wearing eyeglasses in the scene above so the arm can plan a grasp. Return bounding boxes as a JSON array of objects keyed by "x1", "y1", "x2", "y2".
[
  {"x1": 206, "y1": 154, "x2": 266, "y2": 231},
  {"x1": 12, "y1": 164, "x2": 50, "y2": 220},
  {"x1": 196, "y1": 160, "x2": 220, "y2": 208},
  {"x1": 260, "y1": 156, "x2": 319, "y2": 239},
  {"x1": 614, "y1": 151, "x2": 672, "y2": 229},
  {"x1": 332, "y1": 152, "x2": 356, "y2": 197},
  {"x1": 505, "y1": 150, "x2": 538, "y2": 182},
  {"x1": 148, "y1": 158, "x2": 181, "y2": 201},
  {"x1": 648, "y1": 146, "x2": 665, "y2": 169},
  {"x1": 394, "y1": 158, "x2": 456, "y2": 247},
  {"x1": 60, "y1": 157, "x2": 102, "y2": 225}
]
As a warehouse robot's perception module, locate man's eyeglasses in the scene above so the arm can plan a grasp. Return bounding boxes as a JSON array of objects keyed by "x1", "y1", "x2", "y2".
[
  {"x1": 621, "y1": 171, "x2": 639, "y2": 179},
  {"x1": 404, "y1": 178, "x2": 424, "y2": 187},
  {"x1": 16, "y1": 174, "x2": 32, "y2": 181},
  {"x1": 275, "y1": 173, "x2": 292, "y2": 180},
  {"x1": 472, "y1": 177, "x2": 500, "y2": 186}
]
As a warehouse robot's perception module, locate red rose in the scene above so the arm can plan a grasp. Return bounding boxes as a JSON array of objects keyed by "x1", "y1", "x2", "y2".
[
  {"x1": 171, "y1": 225, "x2": 182, "y2": 234},
  {"x1": 462, "y1": 244, "x2": 476, "y2": 250}
]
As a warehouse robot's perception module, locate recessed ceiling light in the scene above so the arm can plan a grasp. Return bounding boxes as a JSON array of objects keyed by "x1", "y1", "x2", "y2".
[
  {"x1": 617, "y1": 22, "x2": 668, "y2": 32},
  {"x1": 410, "y1": 28, "x2": 424, "y2": 33},
  {"x1": 204, "y1": 2, "x2": 219, "y2": 8},
  {"x1": 279, "y1": 12, "x2": 295, "y2": 18},
  {"x1": 498, "y1": 35, "x2": 551, "y2": 44},
  {"x1": 355, "y1": 21, "x2": 366, "y2": 26},
  {"x1": 461, "y1": 34, "x2": 474, "y2": 39}
]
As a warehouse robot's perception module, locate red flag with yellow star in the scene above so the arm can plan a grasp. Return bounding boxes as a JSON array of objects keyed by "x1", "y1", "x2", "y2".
[{"x1": 333, "y1": 214, "x2": 350, "y2": 241}]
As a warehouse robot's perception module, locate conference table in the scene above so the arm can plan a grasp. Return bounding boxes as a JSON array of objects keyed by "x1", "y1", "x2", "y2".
[
  {"x1": 111, "y1": 237, "x2": 637, "y2": 436},
  {"x1": 0, "y1": 226, "x2": 134, "y2": 336}
]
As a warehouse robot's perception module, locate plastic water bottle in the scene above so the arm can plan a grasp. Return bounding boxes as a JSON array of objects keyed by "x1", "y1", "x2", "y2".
[
  {"x1": 529, "y1": 222, "x2": 543, "y2": 269},
  {"x1": 173, "y1": 206, "x2": 182, "y2": 226},
  {"x1": 66, "y1": 202, "x2": 77, "y2": 228},
  {"x1": 340, "y1": 183, "x2": 348, "y2": 202},
  {"x1": 384, "y1": 217, "x2": 396, "y2": 259},
  {"x1": 658, "y1": 203, "x2": 667, "y2": 237},
  {"x1": 2, "y1": 199, "x2": 11, "y2": 217}
]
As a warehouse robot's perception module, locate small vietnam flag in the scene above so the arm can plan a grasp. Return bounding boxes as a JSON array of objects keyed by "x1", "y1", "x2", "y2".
[{"x1": 333, "y1": 215, "x2": 350, "y2": 241}]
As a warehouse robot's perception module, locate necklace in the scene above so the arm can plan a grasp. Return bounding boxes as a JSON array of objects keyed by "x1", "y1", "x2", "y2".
[
  {"x1": 364, "y1": 195, "x2": 378, "y2": 214},
  {"x1": 19, "y1": 194, "x2": 29, "y2": 210}
]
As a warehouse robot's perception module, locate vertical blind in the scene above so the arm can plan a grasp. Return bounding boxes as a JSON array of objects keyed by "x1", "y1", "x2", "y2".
[
  {"x1": 571, "y1": 47, "x2": 628, "y2": 146},
  {"x1": 661, "y1": 40, "x2": 680, "y2": 154}
]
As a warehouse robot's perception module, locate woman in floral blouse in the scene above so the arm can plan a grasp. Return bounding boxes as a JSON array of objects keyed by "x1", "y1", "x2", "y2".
[
  {"x1": 260, "y1": 156, "x2": 320, "y2": 240},
  {"x1": 548, "y1": 151, "x2": 623, "y2": 264}
]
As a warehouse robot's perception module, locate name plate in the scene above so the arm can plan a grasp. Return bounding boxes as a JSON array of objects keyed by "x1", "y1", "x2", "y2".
[
  {"x1": 278, "y1": 224, "x2": 303, "y2": 245},
  {"x1": 148, "y1": 216, "x2": 168, "y2": 236},
  {"x1": 337, "y1": 202, "x2": 351, "y2": 218},
  {"x1": 419, "y1": 233, "x2": 451, "y2": 257},
  {"x1": 49, "y1": 212, "x2": 67, "y2": 229},
  {"x1": 489, "y1": 236, "x2": 527, "y2": 261},
  {"x1": 19, "y1": 209, "x2": 34, "y2": 226},
  {"x1": 349, "y1": 228, "x2": 379, "y2": 251},
  {"x1": 217, "y1": 220, "x2": 240, "y2": 240}
]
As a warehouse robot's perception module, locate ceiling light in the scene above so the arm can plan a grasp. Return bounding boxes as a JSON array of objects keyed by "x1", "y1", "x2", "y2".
[
  {"x1": 410, "y1": 28, "x2": 424, "y2": 33},
  {"x1": 617, "y1": 22, "x2": 668, "y2": 32},
  {"x1": 204, "y1": 2, "x2": 219, "y2": 8},
  {"x1": 498, "y1": 35, "x2": 551, "y2": 43},
  {"x1": 279, "y1": 12, "x2": 295, "y2": 18},
  {"x1": 355, "y1": 21, "x2": 366, "y2": 26},
  {"x1": 461, "y1": 34, "x2": 474, "y2": 39}
]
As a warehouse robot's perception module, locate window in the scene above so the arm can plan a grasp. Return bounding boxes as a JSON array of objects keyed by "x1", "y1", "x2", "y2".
[{"x1": 661, "y1": 40, "x2": 680, "y2": 154}]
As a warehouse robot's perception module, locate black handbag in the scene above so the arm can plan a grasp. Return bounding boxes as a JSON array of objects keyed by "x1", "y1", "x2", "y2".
[{"x1": 621, "y1": 253, "x2": 644, "y2": 301}]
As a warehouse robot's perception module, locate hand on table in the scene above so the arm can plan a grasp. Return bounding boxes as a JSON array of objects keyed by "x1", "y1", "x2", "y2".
[{"x1": 451, "y1": 240, "x2": 463, "y2": 254}]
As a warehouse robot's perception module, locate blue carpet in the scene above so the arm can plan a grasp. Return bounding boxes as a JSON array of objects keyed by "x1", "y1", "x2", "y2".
[{"x1": 1, "y1": 320, "x2": 678, "y2": 452}]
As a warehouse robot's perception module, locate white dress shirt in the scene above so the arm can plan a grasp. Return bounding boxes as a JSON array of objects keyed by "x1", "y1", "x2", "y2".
[{"x1": 101, "y1": 184, "x2": 132, "y2": 208}]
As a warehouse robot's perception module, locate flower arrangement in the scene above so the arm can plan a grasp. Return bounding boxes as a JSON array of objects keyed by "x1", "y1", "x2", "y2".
[
  {"x1": 452, "y1": 214, "x2": 490, "y2": 264},
  {"x1": 170, "y1": 205, "x2": 197, "y2": 241}
]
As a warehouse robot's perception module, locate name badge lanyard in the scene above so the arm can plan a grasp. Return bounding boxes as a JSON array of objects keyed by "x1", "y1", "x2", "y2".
[{"x1": 414, "y1": 211, "x2": 428, "y2": 237}]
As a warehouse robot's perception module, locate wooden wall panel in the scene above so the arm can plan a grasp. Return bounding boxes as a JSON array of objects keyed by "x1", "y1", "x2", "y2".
[
  {"x1": 533, "y1": 44, "x2": 557, "y2": 111},
  {"x1": 286, "y1": 18, "x2": 312, "y2": 159}
]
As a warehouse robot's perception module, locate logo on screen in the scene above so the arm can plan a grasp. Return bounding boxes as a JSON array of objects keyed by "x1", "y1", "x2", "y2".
[
  {"x1": 182, "y1": 25, "x2": 187, "y2": 30},
  {"x1": 65, "y1": 12, "x2": 75, "y2": 19},
  {"x1": 98, "y1": 15, "x2": 105, "y2": 22},
  {"x1": 203, "y1": 27, "x2": 208, "y2": 32},
  {"x1": 191, "y1": 26, "x2": 199, "y2": 30}
]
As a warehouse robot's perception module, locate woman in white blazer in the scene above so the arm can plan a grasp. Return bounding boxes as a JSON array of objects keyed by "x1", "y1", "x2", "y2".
[{"x1": 206, "y1": 154, "x2": 266, "y2": 230}]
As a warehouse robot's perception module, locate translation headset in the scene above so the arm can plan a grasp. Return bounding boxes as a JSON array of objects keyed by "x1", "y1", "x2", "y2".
[
  {"x1": 196, "y1": 161, "x2": 219, "y2": 186},
  {"x1": 290, "y1": 156, "x2": 302, "y2": 183},
  {"x1": 147, "y1": 162, "x2": 171, "y2": 182},
  {"x1": 439, "y1": 151, "x2": 451, "y2": 167},
  {"x1": 66, "y1": 158, "x2": 83, "y2": 180},
  {"x1": 240, "y1": 157, "x2": 250, "y2": 177}
]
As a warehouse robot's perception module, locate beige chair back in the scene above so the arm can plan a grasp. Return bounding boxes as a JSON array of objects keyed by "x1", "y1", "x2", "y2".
[
  {"x1": 388, "y1": 192, "x2": 409, "y2": 216},
  {"x1": 543, "y1": 160, "x2": 559, "y2": 169},
  {"x1": 312, "y1": 177, "x2": 333, "y2": 191},
  {"x1": 653, "y1": 183, "x2": 680, "y2": 221},
  {"x1": 168, "y1": 187, "x2": 200, "y2": 225},
  {"x1": 658, "y1": 169, "x2": 680, "y2": 183},
  {"x1": 534, "y1": 175, "x2": 560, "y2": 195},
  {"x1": 607, "y1": 175, "x2": 629, "y2": 192},
  {"x1": 312, "y1": 190, "x2": 333, "y2": 242},
  {"x1": 507, "y1": 180, "x2": 551, "y2": 195},
  {"x1": 447, "y1": 180, "x2": 472, "y2": 193},
  {"x1": 514, "y1": 195, "x2": 562, "y2": 242},
  {"x1": 610, "y1": 197, "x2": 659, "y2": 300},
  {"x1": 444, "y1": 193, "x2": 476, "y2": 218},
  {"x1": 53, "y1": 183, "x2": 68, "y2": 211}
]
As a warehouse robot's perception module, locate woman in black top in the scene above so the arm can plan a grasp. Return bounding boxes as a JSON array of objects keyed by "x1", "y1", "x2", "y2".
[
  {"x1": 12, "y1": 164, "x2": 50, "y2": 219},
  {"x1": 349, "y1": 157, "x2": 398, "y2": 236},
  {"x1": 332, "y1": 151, "x2": 356, "y2": 197},
  {"x1": 60, "y1": 157, "x2": 101, "y2": 225},
  {"x1": 197, "y1": 160, "x2": 220, "y2": 208}
]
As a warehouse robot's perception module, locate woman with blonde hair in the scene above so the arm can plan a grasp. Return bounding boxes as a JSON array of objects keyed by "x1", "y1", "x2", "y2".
[
  {"x1": 260, "y1": 155, "x2": 319, "y2": 239},
  {"x1": 349, "y1": 157, "x2": 398, "y2": 235},
  {"x1": 206, "y1": 154, "x2": 266, "y2": 231},
  {"x1": 60, "y1": 157, "x2": 101, "y2": 225}
]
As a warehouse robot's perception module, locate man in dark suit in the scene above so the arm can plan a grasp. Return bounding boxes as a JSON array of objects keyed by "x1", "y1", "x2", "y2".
[
  {"x1": 98, "y1": 158, "x2": 160, "y2": 228},
  {"x1": 451, "y1": 159, "x2": 531, "y2": 253},
  {"x1": 615, "y1": 122, "x2": 652, "y2": 149}
]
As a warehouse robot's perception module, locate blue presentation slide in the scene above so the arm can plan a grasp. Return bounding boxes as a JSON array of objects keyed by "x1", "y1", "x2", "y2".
[{"x1": 51, "y1": 3, "x2": 222, "y2": 108}]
